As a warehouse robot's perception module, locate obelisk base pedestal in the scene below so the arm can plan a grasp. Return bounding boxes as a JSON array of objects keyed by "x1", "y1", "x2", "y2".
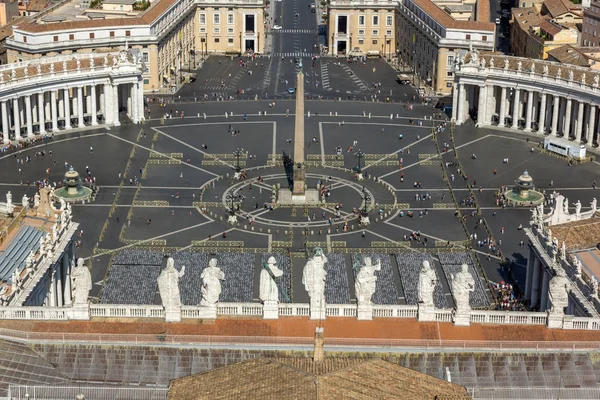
[{"x1": 278, "y1": 188, "x2": 320, "y2": 204}]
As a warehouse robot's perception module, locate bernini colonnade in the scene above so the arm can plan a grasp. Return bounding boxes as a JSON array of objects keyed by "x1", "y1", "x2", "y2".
[
  {"x1": 452, "y1": 53, "x2": 600, "y2": 147},
  {"x1": 0, "y1": 50, "x2": 144, "y2": 144}
]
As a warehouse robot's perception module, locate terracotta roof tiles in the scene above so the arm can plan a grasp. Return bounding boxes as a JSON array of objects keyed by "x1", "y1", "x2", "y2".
[{"x1": 412, "y1": 0, "x2": 496, "y2": 31}]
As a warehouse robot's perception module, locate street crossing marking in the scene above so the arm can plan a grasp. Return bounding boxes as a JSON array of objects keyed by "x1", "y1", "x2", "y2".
[
  {"x1": 340, "y1": 63, "x2": 367, "y2": 91},
  {"x1": 320, "y1": 63, "x2": 332, "y2": 91},
  {"x1": 272, "y1": 29, "x2": 317, "y2": 33},
  {"x1": 273, "y1": 52, "x2": 318, "y2": 58}
]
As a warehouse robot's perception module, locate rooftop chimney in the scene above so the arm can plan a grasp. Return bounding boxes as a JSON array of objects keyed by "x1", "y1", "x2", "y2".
[{"x1": 313, "y1": 327, "x2": 324, "y2": 362}]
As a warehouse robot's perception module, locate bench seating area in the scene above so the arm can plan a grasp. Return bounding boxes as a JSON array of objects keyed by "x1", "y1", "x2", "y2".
[{"x1": 0, "y1": 226, "x2": 44, "y2": 283}]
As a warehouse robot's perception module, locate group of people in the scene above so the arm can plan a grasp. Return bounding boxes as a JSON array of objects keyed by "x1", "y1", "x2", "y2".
[
  {"x1": 1, "y1": 133, "x2": 53, "y2": 153},
  {"x1": 491, "y1": 281, "x2": 526, "y2": 311}
]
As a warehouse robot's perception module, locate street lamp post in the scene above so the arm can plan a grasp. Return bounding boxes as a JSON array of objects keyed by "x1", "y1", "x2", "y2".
[
  {"x1": 226, "y1": 191, "x2": 241, "y2": 224},
  {"x1": 233, "y1": 148, "x2": 244, "y2": 173},
  {"x1": 354, "y1": 149, "x2": 364, "y2": 179},
  {"x1": 359, "y1": 186, "x2": 371, "y2": 225}
]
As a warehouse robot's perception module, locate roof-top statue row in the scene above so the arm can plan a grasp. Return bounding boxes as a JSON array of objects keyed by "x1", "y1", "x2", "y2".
[
  {"x1": 303, "y1": 247, "x2": 327, "y2": 320},
  {"x1": 201, "y1": 258, "x2": 224, "y2": 306},
  {"x1": 157, "y1": 255, "x2": 186, "y2": 322},
  {"x1": 418, "y1": 260, "x2": 437, "y2": 309},
  {"x1": 260, "y1": 256, "x2": 284, "y2": 319}
]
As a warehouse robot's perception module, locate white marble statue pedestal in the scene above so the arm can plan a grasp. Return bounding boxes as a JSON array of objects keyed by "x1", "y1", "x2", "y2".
[
  {"x1": 164, "y1": 308, "x2": 182, "y2": 323},
  {"x1": 234, "y1": 171, "x2": 241, "y2": 180},
  {"x1": 263, "y1": 301, "x2": 279, "y2": 319},
  {"x1": 227, "y1": 215, "x2": 238, "y2": 225},
  {"x1": 453, "y1": 311, "x2": 471, "y2": 326},
  {"x1": 356, "y1": 173, "x2": 364, "y2": 181},
  {"x1": 360, "y1": 215, "x2": 370, "y2": 226},
  {"x1": 417, "y1": 303, "x2": 435, "y2": 322},
  {"x1": 309, "y1": 306, "x2": 327, "y2": 320},
  {"x1": 546, "y1": 311, "x2": 564, "y2": 329},
  {"x1": 70, "y1": 305, "x2": 91, "y2": 320},
  {"x1": 357, "y1": 304, "x2": 373, "y2": 320},
  {"x1": 278, "y1": 189, "x2": 320, "y2": 204},
  {"x1": 197, "y1": 304, "x2": 217, "y2": 319}
]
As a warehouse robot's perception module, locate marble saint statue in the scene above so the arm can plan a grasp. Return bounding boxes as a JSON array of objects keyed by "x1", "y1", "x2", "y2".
[
  {"x1": 451, "y1": 264, "x2": 475, "y2": 313},
  {"x1": 21, "y1": 194, "x2": 29, "y2": 208},
  {"x1": 302, "y1": 247, "x2": 328, "y2": 311},
  {"x1": 34, "y1": 193, "x2": 40, "y2": 208},
  {"x1": 418, "y1": 260, "x2": 437, "y2": 308},
  {"x1": 157, "y1": 257, "x2": 185, "y2": 311},
  {"x1": 260, "y1": 256, "x2": 284, "y2": 303},
  {"x1": 200, "y1": 258, "x2": 224, "y2": 306},
  {"x1": 71, "y1": 258, "x2": 92, "y2": 306},
  {"x1": 355, "y1": 257, "x2": 381, "y2": 306},
  {"x1": 548, "y1": 269, "x2": 570, "y2": 314}
]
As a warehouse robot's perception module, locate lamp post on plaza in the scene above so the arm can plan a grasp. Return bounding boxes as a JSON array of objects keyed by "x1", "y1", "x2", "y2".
[
  {"x1": 226, "y1": 191, "x2": 242, "y2": 224},
  {"x1": 354, "y1": 148, "x2": 364, "y2": 180},
  {"x1": 233, "y1": 147, "x2": 244, "y2": 173},
  {"x1": 359, "y1": 186, "x2": 371, "y2": 225}
]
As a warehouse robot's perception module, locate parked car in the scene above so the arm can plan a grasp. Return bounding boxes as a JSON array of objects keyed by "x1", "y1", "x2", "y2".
[
  {"x1": 273, "y1": 25, "x2": 282, "y2": 30},
  {"x1": 495, "y1": 17, "x2": 501, "y2": 24},
  {"x1": 287, "y1": 87, "x2": 295, "y2": 94}
]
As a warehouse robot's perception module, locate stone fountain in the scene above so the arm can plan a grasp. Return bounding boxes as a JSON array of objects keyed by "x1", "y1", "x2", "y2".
[{"x1": 52, "y1": 166, "x2": 93, "y2": 203}]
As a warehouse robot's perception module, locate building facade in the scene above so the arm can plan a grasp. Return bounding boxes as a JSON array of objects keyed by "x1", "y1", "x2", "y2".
[
  {"x1": 0, "y1": 0, "x2": 19, "y2": 26},
  {"x1": 4, "y1": 0, "x2": 264, "y2": 92},
  {"x1": 327, "y1": 0, "x2": 397, "y2": 58},
  {"x1": 583, "y1": 0, "x2": 600, "y2": 46},
  {"x1": 397, "y1": 0, "x2": 495, "y2": 95}
]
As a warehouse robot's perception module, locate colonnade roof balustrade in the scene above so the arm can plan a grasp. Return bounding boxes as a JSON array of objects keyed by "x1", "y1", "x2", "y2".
[{"x1": 459, "y1": 52, "x2": 600, "y2": 91}]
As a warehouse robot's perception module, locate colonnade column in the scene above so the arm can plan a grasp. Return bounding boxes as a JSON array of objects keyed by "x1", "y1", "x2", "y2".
[
  {"x1": 540, "y1": 269, "x2": 550, "y2": 312},
  {"x1": 113, "y1": 84, "x2": 120, "y2": 126},
  {"x1": 524, "y1": 91, "x2": 534, "y2": 132},
  {"x1": 525, "y1": 248, "x2": 535, "y2": 301},
  {"x1": 51, "y1": 91, "x2": 59, "y2": 132},
  {"x1": 48, "y1": 269, "x2": 56, "y2": 307},
  {"x1": 13, "y1": 98, "x2": 21, "y2": 139},
  {"x1": 564, "y1": 98, "x2": 572, "y2": 137},
  {"x1": 77, "y1": 87, "x2": 85, "y2": 128},
  {"x1": 1, "y1": 101, "x2": 8, "y2": 144},
  {"x1": 498, "y1": 87, "x2": 506, "y2": 127},
  {"x1": 551, "y1": 95, "x2": 560, "y2": 135},
  {"x1": 62, "y1": 252, "x2": 72, "y2": 306},
  {"x1": 63, "y1": 89, "x2": 72, "y2": 130},
  {"x1": 25, "y1": 96, "x2": 33, "y2": 137},
  {"x1": 138, "y1": 82, "x2": 144, "y2": 121},
  {"x1": 131, "y1": 82, "x2": 139, "y2": 123},
  {"x1": 476, "y1": 85, "x2": 487, "y2": 126},
  {"x1": 511, "y1": 88, "x2": 520, "y2": 129},
  {"x1": 90, "y1": 85, "x2": 98, "y2": 126},
  {"x1": 576, "y1": 101, "x2": 585, "y2": 142},
  {"x1": 103, "y1": 84, "x2": 113, "y2": 125},
  {"x1": 55, "y1": 263, "x2": 63, "y2": 307},
  {"x1": 38, "y1": 92, "x2": 46, "y2": 134},
  {"x1": 451, "y1": 83, "x2": 459, "y2": 122},
  {"x1": 538, "y1": 93, "x2": 547, "y2": 133},
  {"x1": 456, "y1": 83, "x2": 465, "y2": 124},
  {"x1": 588, "y1": 105, "x2": 597, "y2": 143},
  {"x1": 530, "y1": 258, "x2": 541, "y2": 308}
]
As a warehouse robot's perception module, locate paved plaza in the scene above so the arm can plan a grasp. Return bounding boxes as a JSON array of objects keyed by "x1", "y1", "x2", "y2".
[{"x1": 1, "y1": 93, "x2": 598, "y2": 304}]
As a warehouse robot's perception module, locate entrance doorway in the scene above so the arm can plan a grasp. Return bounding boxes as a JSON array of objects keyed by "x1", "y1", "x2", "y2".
[
  {"x1": 245, "y1": 39, "x2": 255, "y2": 53},
  {"x1": 336, "y1": 40, "x2": 347, "y2": 55}
]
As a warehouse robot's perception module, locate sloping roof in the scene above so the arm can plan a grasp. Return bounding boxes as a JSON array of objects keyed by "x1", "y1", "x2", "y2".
[
  {"x1": 412, "y1": 0, "x2": 495, "y2": 31},
  {"x1": 544, "y1": 0, "x2": 570, "y2": 17},
  {"x1": 0, "y1": 16, "x2": 27, "y2": 42},
  {"x1": 539, "y1": 18, "x2": 563, "y2": 35},
  {"x1": 551, "y1": 215, "x2": 600, "y2": 250},
  {"x1": 512, "y1": 7, "x2": 543, "y2": 29},
  {"x1": 547, "y1": 44, "x2": 591, "y2": 66},
  {"x1": 26, "y1": 0, "x2": 48, "y2": 12},
  {"x1": 167, "y1": 358, "x2": 470, "y2": 400}
]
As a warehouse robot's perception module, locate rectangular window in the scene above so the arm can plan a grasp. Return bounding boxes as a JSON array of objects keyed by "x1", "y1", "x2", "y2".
[
  {"x1": 200, "y1": 27, "x2": 206, "y2": 33},
  {"x1": 69, "y1": 34, "x2": 74, "y2": 40},
  {"x1": 23, "y1": 36, "x2": 26, "y2": 43},
  {"x1": 447, "y1": 82, "x2": 452, "y2": 87},
  {"x1": 143, "y1": 78, "x2": 149, "y2": 84},
  {"x1": 228, "y1": 38, "x2": 234, "y2": 43},
  {"x1": 228, "y1": 14, "x2": 234, "y2": 24},
  {"x1": 89, "y1": 33, "x2": 94, "y2": 39},
  {"x1": 199, "y1": 13, "x2": 206, "y2": 24},
  {"x1": 358, "y1": 39, "x2": 364, "y2": 44},
  {"x1": 446, "y1": 71, "x2": 453, "y2": 77},
  {"x1": 386, "y1": 30, "x2": 392, "y2": 35},
  {"x1": 53, "y1": 35, "x2": 58, "y2": 42},
  {"x1": 482, "y1": 35, "x2": 487, "y2": 41},
  {"x1": 214, "y1": 14, "x2": 220, "y2": 24},
  {"x1": 372, "y1": 30, "x2": 378, "y2": 36},
  {"x1": 227, "y1": 27, "x2": 234, "y2": 33},
  {"x1": 142, "y1": 52, "x2": 149, "y2": 63},
  {"x1": 466, "y1": 34, "x2": 471, "y2": 39},
  {"x1": 386, "y1": 16, "x2": 392, "y2": 26},
  {"x1": 373, "y1": 15, "x2": 379, "y2": 25},
  {"x1": 358, "y1": 15, "x2": 365, "y2": 25},
  {"x1": 214, "y1": 38, "x2": 220, "y2": 43},
  {"x1": 358, "y1": 29, "x2": 365, "y2": 35},
  {"x1": 372, "y1": 39, "x2": 378, "y2": 45},
  {"x1": 110, "y1": 31, "x2": 115, "y2": 37},
  {"x1": 447, "y1": 55, "x2": 454, "y2": 65},
  {"x1": 126, "y1": 30, "x2": 131, "y2": 37},
  {"x1": 214, "y1": 27, "x2": 220, "y2": 33}
]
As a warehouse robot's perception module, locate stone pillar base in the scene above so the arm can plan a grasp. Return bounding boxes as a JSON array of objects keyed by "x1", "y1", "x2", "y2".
[
  {"x1": 227, "y1": 215, "x2": 237, "y2": 225},
  {"x1": 310, "y1": 307, "x2": 326, "y2": 320},
  {"x1": 263, "y1": 301, "x2": 279, "y2": 319},
  {"x1": 546, "y1": 311, "x2": 564, "y2": 329},
  {"x1": 453, "y1": 311, "x2": 471, "y2": 326},
  {"x1": 357, "y1": 304, "x2": 373, "y2": 320},
  {"x1": 561, "y1": 314, "x2": 573, "y2": 329},
  {"x1": 417, "y1": 303, "x2": 435, "y2": 322},
  {"x1": 164, "y1": 308, "x2": 182, "y2": 323},
  {"x1": 360, "y1": 216, "x2": 370, "y2": 226},
  {"x1": 356, "y1": 173, "x2": 364, "y2": 181},
  {"x1": 70, "y1": 305, "x2": 90, "y2": 320},
  {"x1": 197, "y1": 304, "x2": 217, "y2": 319}
]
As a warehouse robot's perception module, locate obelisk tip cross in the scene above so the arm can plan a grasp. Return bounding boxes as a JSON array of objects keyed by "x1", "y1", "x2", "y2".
[{"x1": 292, "y1": 68, "x2": 306, "y2": 196}]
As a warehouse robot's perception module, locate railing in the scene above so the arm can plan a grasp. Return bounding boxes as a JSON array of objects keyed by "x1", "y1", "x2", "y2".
[
  {"x1": 325, "y1": 304, "x2": 358, "y2": 317},
  {"x1": 278, "y1": 303, "x2": 310, "y2": 316},
  {"x1": 0, "y1": 307, "x2": 69, "y2": 320},
  {"x1": 216, "y1": 303, "x2": 263, "y2": 316},
  {"x1": 569, "y1": 317, "x2": 600, "y2": 330},
  {"x1": 469, "y1": 310, "x2": 547, "y2": 325},
  {"x1": 373, "y1": 304, "x2": 418, "y2": 318},
  {"x1": 8, "y1": 385, "x2": 169, "y2": 400},
  {"x1": 435, "y1": 309, "x2": 454, "y2": 322},
  {"x1": 89, "y1": 304, "x2": 165, "y2": 318}
]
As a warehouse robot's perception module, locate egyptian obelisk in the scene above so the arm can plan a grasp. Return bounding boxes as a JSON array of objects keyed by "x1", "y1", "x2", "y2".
[{"x1": 292, "y1": 67, "x2": 306, "y2": 198}]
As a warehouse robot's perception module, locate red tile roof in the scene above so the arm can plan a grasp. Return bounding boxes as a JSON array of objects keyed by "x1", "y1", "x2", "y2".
[{"x1": 412, "y1": 0, "x2": 495, "y2": 31}]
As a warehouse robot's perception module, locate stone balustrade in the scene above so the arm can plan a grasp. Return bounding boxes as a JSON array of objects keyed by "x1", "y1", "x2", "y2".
[{"x1": 1, "y1": 301, "x2": 600, "y2": 329}]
